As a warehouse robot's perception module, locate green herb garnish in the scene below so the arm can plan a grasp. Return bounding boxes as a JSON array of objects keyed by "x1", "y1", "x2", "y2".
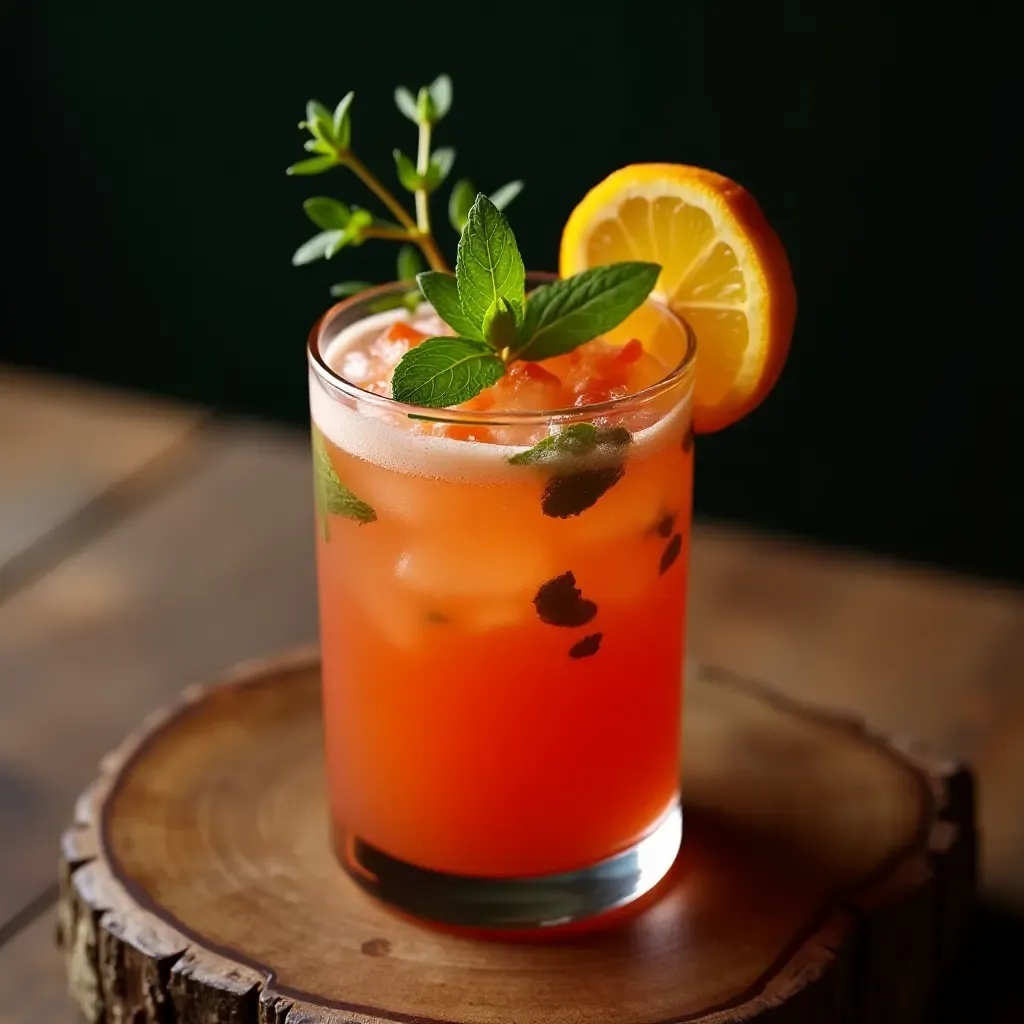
[
  {"x1": 514, "y1": 263, "x2": 661, "y2": 362},
  {"x1": 288, "y1": 76, "x2": 522, "y2": 306},
  {"x1": 455, "y1": 195, "x2": 526, "y2": 328},
  {"x1": 510, "y1": 425, "x2": 633, "y2": 517},
  {"x1": 287, "y1": 78, "x2": 661, "y2": 409},
  {"x1": 389, "y1": 338, "x2": 504, "y2": 408},
  {"x1": 312, "y1": 427, "x2": 376, "y2": 538},
  {"x1": 508, "y1": 424, "x2": 632, "y2": 466},
  {"x1": 417, "y1": 270, "x2": 485, "y2": 341},
  {"x1": 392, "y1": 194, "x2": 659, "y2": 407}
]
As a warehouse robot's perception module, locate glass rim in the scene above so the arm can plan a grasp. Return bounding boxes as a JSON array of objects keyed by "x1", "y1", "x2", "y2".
[{"x1": 307, "y1": 273, "x2": 697, "y2": 426}]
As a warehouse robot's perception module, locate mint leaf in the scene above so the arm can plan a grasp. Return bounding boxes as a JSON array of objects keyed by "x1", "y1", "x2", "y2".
[
  {"x1": 286, "y1": 155, "x2": 336, "y2": 176},
  {"x1": 490, "y1": 180, "x2": 524, "y2": 211},
  {"x1": 293, "y1": 230, "x2": 342, "y2": 265},
  {"x1": 332, "y1": 92, "x2": 354, "y2": 149},
  {"x1": 483, "y1": 297, "x2": 518, "y2": 350},
  {"x1": 397, "y1": 245, "x2": 423, "y2": 283},
  {"x1": 416, "y1": 271, "x2": 484, "y2": 341},
  {"x1": 456, "y1": 194, "x2": 525, "y2": 331},
  {"x1": 313, "y1": 427, "x2": 376, "y2": 538},
  {"x1": 511, "y1": 424, "x2": 598, "y2": 464},
  {"x1": 391, "y1": 337, "x2": 504, "y2": 407},
  {"x1": 429, "y1": 74, "x2": 453, "y2": 120},
  {"x1": 448, "y1": 179, "x2": 475, "y2": 232},
  {"x1": 394, "y1": 86, "x2": 419, "y2": 123},
  {"x1": 303, "y1": 197, "x2": 351, "y2": 230},
  {"x1": 393, "y1": 149, "x2": 421, "y2": 191},
  {"x1": 508, "y1": 424, "x2": 632, "y2": 465},
  {"x1": 515, "y1": 263, "x2": 660, "y2": 361},
  {"x1": 329, "y1": 280, "x2": 374, "y2": 299}
]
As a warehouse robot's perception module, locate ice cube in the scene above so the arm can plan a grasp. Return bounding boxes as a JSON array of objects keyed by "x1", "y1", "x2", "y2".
[
  {"x1": 358, "y1": 579, "x2": 423, "y2": 649},
  {"x1": 367, "y1": 328, "x2": 414, "y2": 371},
  {"x1": 575, "y1": 550, "x2": 657, "y2": 608},
  {"x1": 340, "y1": 350, "x2": 372, "y2": 384},
  {"x1": 413, "y1": 311, "x2": 450, "y2": 336},
  {"x1": 572, "y1": 455, "x2": 674, "y2": 543},
  {"x1": 396, "y1": 532, "x2": 554, "y2": 601},
  {"x1": 345, "y1": 534, "x2": 424, "y2": 650}
]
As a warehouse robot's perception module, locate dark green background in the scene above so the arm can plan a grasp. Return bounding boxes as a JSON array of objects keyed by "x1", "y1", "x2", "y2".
[{"x1": 3, "y1": 4, "x2": 1014, "y2": 581}]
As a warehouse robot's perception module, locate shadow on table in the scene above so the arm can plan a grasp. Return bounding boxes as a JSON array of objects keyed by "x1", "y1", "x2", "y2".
[{"x1": 940, "y1": 902, "x2": 1024, "y2": 1023}]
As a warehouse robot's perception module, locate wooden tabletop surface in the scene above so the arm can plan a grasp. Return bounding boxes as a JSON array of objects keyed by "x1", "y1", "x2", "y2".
[{"x1": 1, "y1": 365, "x2": 1022, "y2": 1023}]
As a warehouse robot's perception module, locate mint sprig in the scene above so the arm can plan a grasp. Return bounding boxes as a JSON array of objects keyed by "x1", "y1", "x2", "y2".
[
  {"x1": 390, "y1": 194, "x2": 660, "y2": 408},
  {"x1": 287, "y1": 80, "x2": 660, "y2": 413}
]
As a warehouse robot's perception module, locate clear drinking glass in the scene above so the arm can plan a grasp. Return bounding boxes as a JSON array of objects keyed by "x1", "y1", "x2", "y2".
[{"x1": 307, "y1": 277, "x2": 696, "y2": 929}]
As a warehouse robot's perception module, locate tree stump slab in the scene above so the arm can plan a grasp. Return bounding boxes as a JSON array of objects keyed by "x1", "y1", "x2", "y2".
[{"x1": 57, "y1": 648, "x2": 976, "y2": 1024}]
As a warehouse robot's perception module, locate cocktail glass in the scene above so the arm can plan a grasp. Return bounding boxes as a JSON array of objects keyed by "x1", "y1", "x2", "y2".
[{"x1": 307, "y1": 276, "x2": 696, "y2": 929}]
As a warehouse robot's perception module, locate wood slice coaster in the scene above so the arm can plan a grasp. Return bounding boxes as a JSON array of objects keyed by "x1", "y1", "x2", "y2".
[{"x1": 57, "y1": 648, "x2": 976, "y2": 1024}]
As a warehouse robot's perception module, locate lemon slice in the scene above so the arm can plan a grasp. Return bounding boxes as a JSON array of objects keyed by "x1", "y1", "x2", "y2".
[{"x1": 560, "y1": 164, "x2": 796, "y2": 432}]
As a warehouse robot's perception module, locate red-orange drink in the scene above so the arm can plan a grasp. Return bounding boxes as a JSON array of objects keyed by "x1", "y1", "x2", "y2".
[{"x1": 308, "y1": 281, "x2": 695, "y2": 927}]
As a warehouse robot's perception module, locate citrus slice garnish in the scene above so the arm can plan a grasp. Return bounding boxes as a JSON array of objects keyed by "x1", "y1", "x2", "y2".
[{"x1": 560, "y1": 164, "x2": 796, "y2": 432}]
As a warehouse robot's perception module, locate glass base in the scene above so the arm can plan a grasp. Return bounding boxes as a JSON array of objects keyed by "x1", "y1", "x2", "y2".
[{"x1": 337, "y1": 802, "x2": 683, "y2": 930}]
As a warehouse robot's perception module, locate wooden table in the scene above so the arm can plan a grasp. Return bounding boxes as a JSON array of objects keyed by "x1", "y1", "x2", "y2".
[{"x1": 1, "y1": 366, "x2": 1022, "y2": 1023}]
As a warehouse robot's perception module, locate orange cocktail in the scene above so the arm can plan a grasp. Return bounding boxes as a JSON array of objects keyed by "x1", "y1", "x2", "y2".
[
  {"x1": 308, "y1": 282, "x2": 695, "y2": 926},
  {"x1": 287, "y1": 71, "x2": 794, "y2": 928}
]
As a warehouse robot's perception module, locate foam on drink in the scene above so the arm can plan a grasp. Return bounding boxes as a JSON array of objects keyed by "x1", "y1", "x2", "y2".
[{"x1": 309, "y1": 303, "x2": 693, "y2": 483}]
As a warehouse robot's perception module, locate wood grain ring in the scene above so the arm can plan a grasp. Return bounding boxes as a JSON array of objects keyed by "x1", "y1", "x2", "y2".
[{"x1": 57, "y1": 648, "x2": 976, "y2": 1023}]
